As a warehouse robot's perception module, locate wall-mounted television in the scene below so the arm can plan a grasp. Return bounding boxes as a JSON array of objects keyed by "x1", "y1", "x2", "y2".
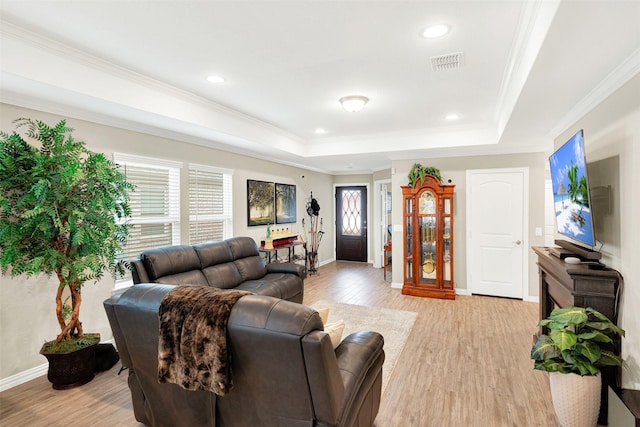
[{"x1": 549, "y1": 129, "x2": 596, "y2": 248}]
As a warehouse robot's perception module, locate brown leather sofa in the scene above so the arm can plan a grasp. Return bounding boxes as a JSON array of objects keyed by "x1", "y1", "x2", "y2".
[
  {"x1": 130, "y1": 236, "x2": 305, "y2": 302},
  {"x1": 104, "y1": 283, "x2": 385, "y2": 427}
]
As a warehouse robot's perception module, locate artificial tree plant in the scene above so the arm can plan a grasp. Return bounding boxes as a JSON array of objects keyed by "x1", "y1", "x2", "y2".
[
  {"x1": 407, "y1": 163, "x2": 442, "y2": 187},
  {"x1": 0, "y1": 118, "x2": 133, "y2": 348}
]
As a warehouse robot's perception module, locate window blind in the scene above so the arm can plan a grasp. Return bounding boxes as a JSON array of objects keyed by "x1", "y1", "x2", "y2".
[
  {"x1": 113, "y1": 153, "x2": 181, "y2": 285},
  {"x1": 188, "y1": 163, "x2": 233, "y2": 244}
]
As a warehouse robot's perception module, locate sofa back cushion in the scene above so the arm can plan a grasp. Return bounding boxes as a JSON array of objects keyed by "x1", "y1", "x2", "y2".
[
  {"x1": 193, "y1": 241, "x2": 242, "y2": 288},
  {"x1": 154, "y1": 270, "x2": 209, "y2": 287},
  {"x1": 234, "y1": 256, "x2": 267, "y2": 281},
  {"x1": 227, "y1": 236, "x2": 260, "y2": 258},
  {"x1": 140, "y1": 245, "x2": 202, "y2": 281},
  {"x1": 108, "y1": 284, "x2": 217, "y2": 426},
  {"x1": 219, "y1": 295, "x2": 324, "y2": 425},
  {"x1": 194, "y1": 241, "x2": 234, "y2": 267},
  {"x1": 201, "y1": 264, "x2": 243, "y2": 289},
  {"x1": 227, "y1": 237, "x2": 267, "y2": 281}
]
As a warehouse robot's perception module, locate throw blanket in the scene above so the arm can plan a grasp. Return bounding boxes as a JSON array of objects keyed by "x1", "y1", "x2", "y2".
[{"x1": 158, "y1": 285, "x2": 252, "y2": 395}]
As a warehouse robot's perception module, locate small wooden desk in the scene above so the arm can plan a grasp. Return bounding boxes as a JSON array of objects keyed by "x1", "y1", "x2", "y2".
[{"x1": 383, "y1": 244, "x2": 392, "y2": 280}]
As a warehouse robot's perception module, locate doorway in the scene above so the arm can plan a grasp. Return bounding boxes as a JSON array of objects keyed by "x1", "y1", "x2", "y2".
[
  {"x1": 466, "y1": 168, "x2": 528, "y2": 299},
  {"x1": 335, "y1": 185, "x2": 368, "y2": 262},
  {"x1": 373, "y1": 179, "x2": 392, "y2": 269}
]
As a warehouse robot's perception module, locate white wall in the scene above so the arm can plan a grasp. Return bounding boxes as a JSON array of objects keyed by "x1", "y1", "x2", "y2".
[
  {"x1": 0, "y1": 103, "x2": 334, "y2": 382},
  {"x1": 553, "y1": 75, "x2": 640, "y2": 390}
]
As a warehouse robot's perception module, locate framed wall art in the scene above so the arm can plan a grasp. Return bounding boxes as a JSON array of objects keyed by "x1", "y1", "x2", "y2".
[
  {"x1": 247, "y1": 180, "x2": 275, "y2": 226},
  {"x1": 275, "y1": 183, "x2": 296, "y2": 224}
]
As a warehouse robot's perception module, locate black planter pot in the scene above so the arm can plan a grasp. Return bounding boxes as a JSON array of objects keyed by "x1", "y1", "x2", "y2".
[{"x1": 40, "y1": 341, "x2": 98, "y2": 390}]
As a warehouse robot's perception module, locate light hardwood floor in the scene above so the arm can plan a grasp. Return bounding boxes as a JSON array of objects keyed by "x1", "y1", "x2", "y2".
[{"x1": 0, "y1": 261, "x2": 560, "y2": 427}]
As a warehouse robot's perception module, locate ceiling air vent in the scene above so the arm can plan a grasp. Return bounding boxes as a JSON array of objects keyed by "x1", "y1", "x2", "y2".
[{"x1": 430, "y1": 52, "x2": 464, "y2": 71}]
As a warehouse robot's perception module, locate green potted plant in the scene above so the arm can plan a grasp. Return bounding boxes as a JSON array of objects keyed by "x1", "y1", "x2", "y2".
[
  {"x1": 0, "y1": 118, "x2": 133, "y2": 389},
  {"x1": 531, "y1": 306, "x2": 625, "y2": 427},
  {"x1": 407, "y1": 163, "x2": 442, "y2": 187}
]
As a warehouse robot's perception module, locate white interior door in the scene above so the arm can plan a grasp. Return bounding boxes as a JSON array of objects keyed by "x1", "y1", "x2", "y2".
[{"x1": 467, "y1": 168, "x2": 527, "y2": 299}]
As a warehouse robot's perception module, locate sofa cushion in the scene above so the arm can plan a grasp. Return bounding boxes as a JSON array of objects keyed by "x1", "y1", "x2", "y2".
[
  {"x1": 202, "y1": 263, "x2": 243, "y2": 289},
  {"x1": 235, "y1": 280, "x2": 276, "y2": 298},
  {"x1": 227, "y1": 236, "x2": 260, "y2": 259},
  {"x1": 236, "y1": 273, "x2": 302, "y2": 301},
  {"x1": 194, "y1": 241, "x2": 234, "y2": 268},
  {"x1": 154, "y1": 270, "x2": 209, "y2": 287},
  {"x1": 141, "y1": 245, "x2": 201, "y2": 281},
  {"x1": 234, "y1": 256, "x2": 267, "y2": 281}
]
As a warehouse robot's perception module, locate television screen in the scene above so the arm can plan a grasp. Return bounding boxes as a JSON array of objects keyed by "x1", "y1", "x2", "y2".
[{"x1": 549, "y1": 130, "x2": 596, "y2": 247}]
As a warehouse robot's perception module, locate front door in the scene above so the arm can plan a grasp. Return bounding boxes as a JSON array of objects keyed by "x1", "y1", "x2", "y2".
[
  {"x1": 466, "y1": 169, "x2": 527, "y2": 299},
  {"x1": 336, "y1": 186, "x2": 368, "y2": 262}
]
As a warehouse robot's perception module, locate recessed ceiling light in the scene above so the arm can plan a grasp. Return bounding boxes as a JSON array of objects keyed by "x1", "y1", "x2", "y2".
[
  {"x1": 206, "y1": 75, "x2": 225, "y2": 83},
  {"x1": 445, "y1": 113, "x2": 460, "y2": 121},
  {"x1": 422, "y1": 24, "x2": 450, "y2": 39},
  {"x1": 315, "y1": 128, "x2": 326, "y2": 134}
]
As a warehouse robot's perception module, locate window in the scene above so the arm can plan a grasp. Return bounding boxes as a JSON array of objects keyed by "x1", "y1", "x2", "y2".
[
  {"x1": 114, "y1": 153, "x2": 181, "y2": 286},
  {"x1": 188, "y1": 163, "x2": 233, "y2": 244}
]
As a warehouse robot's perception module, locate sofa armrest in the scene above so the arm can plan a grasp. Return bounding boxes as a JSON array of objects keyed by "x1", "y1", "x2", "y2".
[
  {"x1": 103, "y1": 293, "x2": 133, "y2": 368},
  {"x1": 266, "y1": 262, "x2": 307, "y2": 279},
  {"x1": 303, "y1": 330, "x2": 384, "y2": 427},
  {"x1": 334, "y1": 331, "x2": 385, "y2": 425},
  {"x1": 130, "y1": 258, "x2": 150, "y2": 284},
  {"x1": 302, "y1": 331, "x2": 346, "y2": 425}
]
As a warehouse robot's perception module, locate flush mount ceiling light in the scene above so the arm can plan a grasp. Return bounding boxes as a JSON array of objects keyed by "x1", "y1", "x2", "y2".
[
  {"x1": 206, "y1": 75, "x2": 225, "y2": 83},
  {"x1": 339, "y1": 95, "x2": 369, "y2": 112},
  {"x1": 445, "y1": 113, "x2": 460, "y2": 121},
  {"x1": 422, "y1": 24, "x2": 450, "y2": 39}
]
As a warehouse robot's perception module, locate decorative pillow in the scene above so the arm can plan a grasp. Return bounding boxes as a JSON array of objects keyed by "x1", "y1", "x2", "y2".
[
  {"x1": 316, "y1": 307, "x2": 330, "y2": 324},
  {"x1": 324, "y1": 320, "x2": 345, "y2": 349}
]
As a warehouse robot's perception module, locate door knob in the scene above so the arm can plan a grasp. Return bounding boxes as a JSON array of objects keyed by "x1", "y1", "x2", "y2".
[{"x1": 514, "y1": 240, "x2": 522, "y2": 245}]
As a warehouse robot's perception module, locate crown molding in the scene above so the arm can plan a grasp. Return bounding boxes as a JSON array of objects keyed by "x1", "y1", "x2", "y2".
[
  {"x1": 0, "y1": 19, "x2": 305, "y2": 149},
  {"x1": 494, "y1": 0, "x2": 561, "y2": 139},
  {"x1": 547, "y1": 48, "x2": 640, "y2": 139}
]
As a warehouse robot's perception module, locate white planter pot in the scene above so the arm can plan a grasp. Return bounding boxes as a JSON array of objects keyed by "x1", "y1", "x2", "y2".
[{"x1": 549, "y1": 371, "x2": 601, "y2": 427}]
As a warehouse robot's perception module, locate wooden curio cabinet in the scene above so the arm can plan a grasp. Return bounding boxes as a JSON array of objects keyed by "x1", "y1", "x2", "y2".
[{"x1": 402, "y1": 175, "x2": 455, "y2": 299}]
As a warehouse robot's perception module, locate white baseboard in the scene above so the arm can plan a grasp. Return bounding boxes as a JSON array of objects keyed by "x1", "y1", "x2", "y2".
[
  {"x1": 0, "y1": 363, "x2": 48, "y2": 392},
  {"x1": 389, "y1": 282, "x2": 537, "y2": 303},
  {"x1": 391, "y1": 284, "x2": 472, "y2": 294},
  {"x1": 318, "y1": 258, "x2": 335, "y2": 268},
  {"x1": 0, "y1": 338, "x2": 116, "y2": 392}
]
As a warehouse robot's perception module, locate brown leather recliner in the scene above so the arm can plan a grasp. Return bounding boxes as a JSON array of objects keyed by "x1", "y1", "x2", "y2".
[{"x1": 104, "y1": 283, "x2": 385, "y2": 427}]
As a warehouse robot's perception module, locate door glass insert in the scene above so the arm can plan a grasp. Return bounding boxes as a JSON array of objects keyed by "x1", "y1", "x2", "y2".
[{"x1": 341, "y1": 189, "x2": 362, "y2": 235}]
